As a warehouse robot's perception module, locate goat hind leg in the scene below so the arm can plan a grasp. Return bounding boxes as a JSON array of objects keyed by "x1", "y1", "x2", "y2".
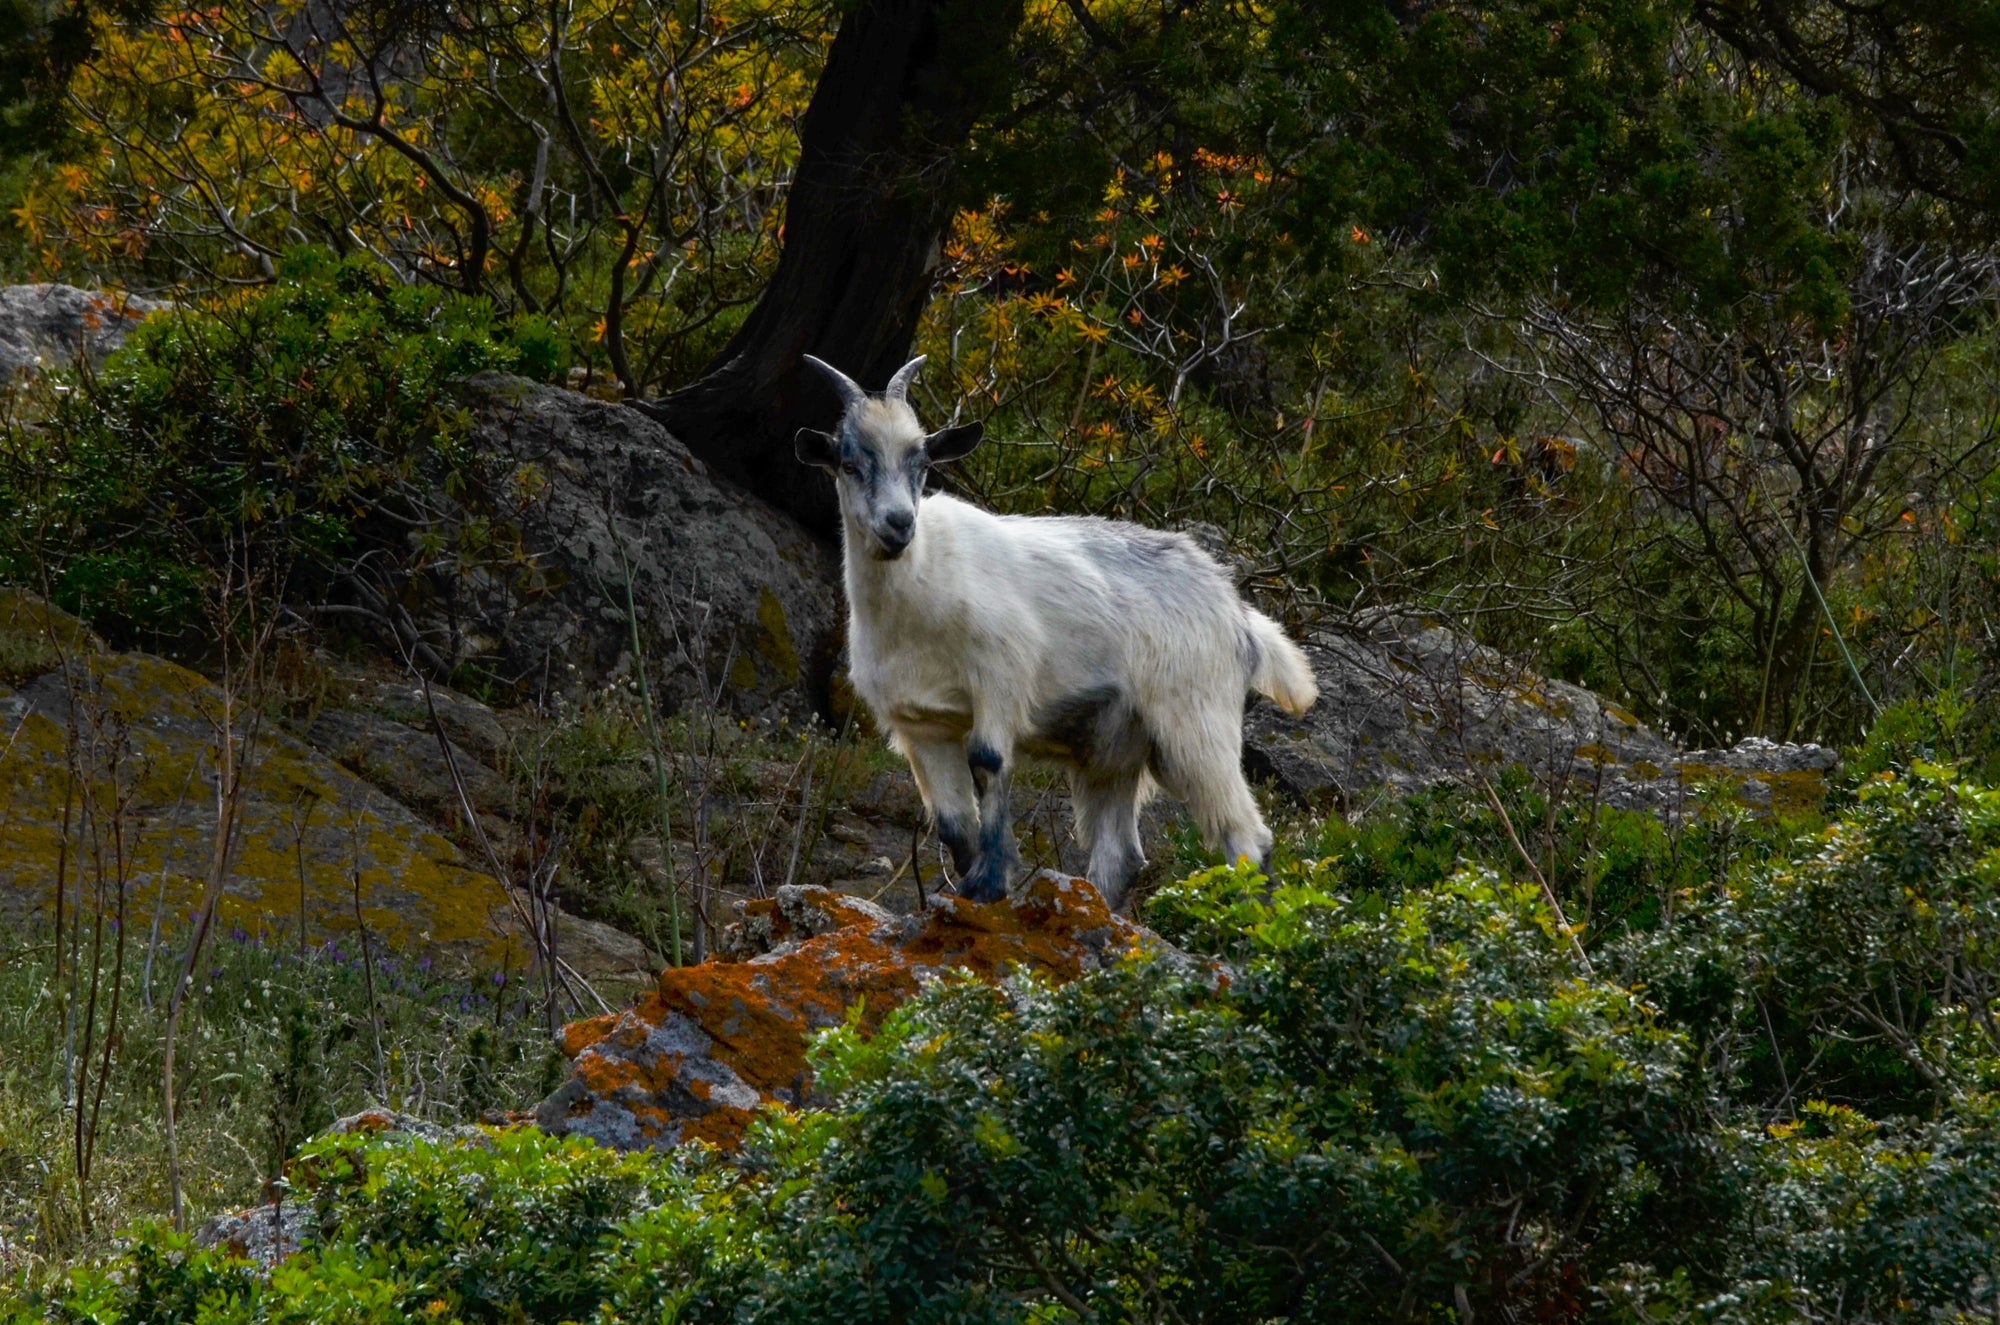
[
  {"x1": 1154, "y1": 716, "x2": 1274, "y2": 879},
  {"x1": 1072, "y1": 769, "x2": 1146, "y2": 913}
]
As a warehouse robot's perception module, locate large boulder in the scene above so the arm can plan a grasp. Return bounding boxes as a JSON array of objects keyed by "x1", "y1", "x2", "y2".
[
  {"x1": 0, "y1": 590, "x2": 652, "y2": 983},
  {"x1": 302, "y1": 700, "x2": 518, "y2": 843},
  {"x1": 536, "y1": 875, "x2": 1174, "y2": 1151},
  {"x1": 0, "y1": 284, "x2": 164, "y2": 376},
  {"x1": 432, "y1": 374, "x2": 841, "y2": 715},
  {"x1": 1245, "y1": 613, "x2": 1837, "y2": 818}
]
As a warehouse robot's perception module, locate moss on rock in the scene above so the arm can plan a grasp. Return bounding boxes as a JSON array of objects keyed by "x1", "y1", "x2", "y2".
[{"x1": 0, "y1": 597, "x2": 649, "y2": 981}]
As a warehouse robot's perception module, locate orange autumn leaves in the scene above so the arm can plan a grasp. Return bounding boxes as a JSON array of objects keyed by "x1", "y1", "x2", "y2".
[
  {"x1": 20, "y1": 0, "x2": 825, "y2": 384},
  {"x1": 921, "y1": 147, "x2": 1287, "y2": 470}
]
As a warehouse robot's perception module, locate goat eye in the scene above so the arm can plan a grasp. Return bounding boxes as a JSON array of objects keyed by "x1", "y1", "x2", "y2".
[{"x1": 841, "y1": 461, "x2": 860, "y2": 478}]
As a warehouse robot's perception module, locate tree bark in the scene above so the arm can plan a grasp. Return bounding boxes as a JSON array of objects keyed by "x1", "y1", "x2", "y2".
[{"x1": 645, "y1": 0, "x2": 1025, "y2": 541}]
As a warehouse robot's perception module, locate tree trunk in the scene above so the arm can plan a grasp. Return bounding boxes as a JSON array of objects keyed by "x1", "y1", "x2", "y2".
[{"x1": 646, "y1": 0, "x2": 1025, "y2": 541}]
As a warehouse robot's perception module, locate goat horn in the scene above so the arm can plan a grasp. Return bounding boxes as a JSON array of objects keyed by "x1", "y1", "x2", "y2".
[
  {"x1": 802, "y1": 354, "x2": 866, "y2": 409},
  {"x1": 884, "y1": 355, "x2": 927, "y2": 402}
]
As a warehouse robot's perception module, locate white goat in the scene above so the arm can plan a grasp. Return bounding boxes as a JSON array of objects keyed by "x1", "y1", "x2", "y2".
[{"x1": 795, "y1": 353, "x2": 1318, "y2": 910}]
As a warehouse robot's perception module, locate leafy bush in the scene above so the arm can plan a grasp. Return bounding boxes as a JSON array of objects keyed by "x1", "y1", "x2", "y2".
[
  {"x1": 1600, "y1": 767, "x2": 2000, "y2": 1122},
  {"x1": 5, "y1": 1130, "x2": 755, "y2": 1325},
  {"x1": 761, "y1": 870, "x2": 1720, "y2": 1322},
  {"x1": 1169, "y1": 773, "x2": 1808, "y2": 944},
  {"x1": 287, "y1": 1129, "x2": 752, "y2": 1325},
  {"x1": 12, "y1": 773, "x2": 2000, "y2": 1322},
  {"x1": 0, "y1": 248, "x2": 562, "y2": 639}
]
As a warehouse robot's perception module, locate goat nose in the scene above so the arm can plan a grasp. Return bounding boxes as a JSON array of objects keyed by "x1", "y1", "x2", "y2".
[{"x1": 884, "y1": 510, "x2": 914, "y2": 536}]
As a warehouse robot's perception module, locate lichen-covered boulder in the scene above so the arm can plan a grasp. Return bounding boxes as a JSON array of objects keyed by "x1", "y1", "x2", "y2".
[
  {"x1": 0, "y1": 283, "x2": 164, "y2": 376},
  {"x1": 0, "y1": 591, "x2": 651, "y2": 982},
  {"x1": 303, "y1": 704, "x2": 517, "y2": 835},
  {"x1": 536, "y1": 874, "x2": 1172, "y2": 1151},
  {"x1": 1605, "y1": 735, "x2": 1841, "y2": 819},
  {"x1": 430, "y1": 373, "x2": 841, "y2": 715},
  {"x1": 1244, "y1": 612, "x2": 1838, "y2": 818}
]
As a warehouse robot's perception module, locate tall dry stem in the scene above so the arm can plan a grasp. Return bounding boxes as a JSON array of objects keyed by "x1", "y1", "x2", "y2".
[{"x1": 163, "y1": 546, "x2": 274, "y2": 1229}]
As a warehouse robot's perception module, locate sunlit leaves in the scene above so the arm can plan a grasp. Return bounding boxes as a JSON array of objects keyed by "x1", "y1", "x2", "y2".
[{"x1": 19, "y1": 0, "x2": 830, "y2": 391}]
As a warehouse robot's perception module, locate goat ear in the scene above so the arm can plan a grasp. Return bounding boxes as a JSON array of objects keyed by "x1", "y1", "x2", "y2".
[
  {"x1": 794, "y1": 428, "x2": 839, "y2": 469},
  {"x1": 924, "y1": 422, "x2": 984, "y2": 463}
]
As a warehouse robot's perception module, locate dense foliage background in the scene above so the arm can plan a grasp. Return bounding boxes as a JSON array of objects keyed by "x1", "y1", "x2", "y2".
[{"x1": 2, "y1": 0, "x2": 1997, "y2": 750}]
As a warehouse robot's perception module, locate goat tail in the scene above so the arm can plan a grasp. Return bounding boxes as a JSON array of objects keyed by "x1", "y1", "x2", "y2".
[{"x1": 1243, "y1": 609, "x2": 1319, "y2": 716}]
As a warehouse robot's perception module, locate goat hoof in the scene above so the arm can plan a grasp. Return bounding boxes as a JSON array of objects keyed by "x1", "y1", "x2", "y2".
[{"x1": 956, "y1": 860, "x2": 1012, "y2": 903}]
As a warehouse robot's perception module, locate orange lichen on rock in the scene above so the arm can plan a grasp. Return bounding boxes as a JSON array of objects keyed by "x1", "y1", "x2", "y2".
[
  {"x1": 536, "y1": 874, "x2": 1162, "y2": 1152},
  {"x1": 561, "y1": 1014, "x2": 621, "y2": 1058}
]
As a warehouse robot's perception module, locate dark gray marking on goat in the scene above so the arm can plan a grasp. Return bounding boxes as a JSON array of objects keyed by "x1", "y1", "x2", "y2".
[
  {"x1": 1024, "y1": 685, "x2": 1150, "y2": 771},
  {"x1": 934, "y1": 813, "x2": 977, "y2": 875},
  {"x1": 1073, "y1": 525, "x2": 1216, "y2": 586}
]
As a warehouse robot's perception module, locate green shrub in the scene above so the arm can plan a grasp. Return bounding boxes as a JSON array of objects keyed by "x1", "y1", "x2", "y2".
[
  {"x1": 1603, "y1": 1100, "x2": 2000, "y2": 1324},
  {"x1": 757, "y1": 868, "x2": 1720, "y2": 1322},
  {"x1": 5, "y1": 1129, "x2": 754, "y2": 1325},
  {"x1": 1170, "y1": 776, "x2": 1806, "y2": 944},
  {"x1": 290, "y1": 1128, "x2": 752, "y2": 1325},
  {"x1": 0, "y1": 247, "x2": 563, "y2": 640},
  {"x1": 1601, "y1": 765, "x2": 2000, "y2": 1121}
]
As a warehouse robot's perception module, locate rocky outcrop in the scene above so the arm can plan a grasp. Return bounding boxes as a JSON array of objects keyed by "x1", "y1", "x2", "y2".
[
  {"x1": 536, "y1": 875, "x2": 1173, "y2": 1151},
  {"x1": 303, "y1": 703, "x2": 517, "y2": 837},
  {"x1": 1595, "y1": 735, "x2": 1841, "y2": 819},
  {"x1": 195, "y1": 1199, "x2": 314, "y2": 1269},
  {"x1": 433, "y1": 373, "x2": 841, "y2": 714},
  {"x1": 290, "y1": 664, "x2": 526, "y2": 855},
  {"x1": 1244, "y1": 613, "x2": 1837, "y2": 818},
  {"x1": 0, "y1": 284, "x2": 163, "y2": 376},
  {"x1": 0, "y1": 591, "x2": 652, "y2": 983}
]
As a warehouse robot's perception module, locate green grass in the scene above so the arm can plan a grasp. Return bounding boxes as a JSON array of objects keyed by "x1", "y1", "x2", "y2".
[{"x1": 0, "y1": 917, "x2": 563, "y2": 1282}]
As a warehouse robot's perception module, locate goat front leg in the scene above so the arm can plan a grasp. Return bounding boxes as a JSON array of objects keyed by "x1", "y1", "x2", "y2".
[
  {"x1": 958, "y1": 732, "x2": 1023, "y2": 903},
  {"x1": 901, "y1": 735, "x2": 980, "y2": 881}
]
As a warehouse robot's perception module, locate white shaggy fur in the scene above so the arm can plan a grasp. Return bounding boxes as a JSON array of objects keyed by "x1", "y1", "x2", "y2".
[{"x1": 795, "y1": 354, "x2": 1317, "y2": 911}]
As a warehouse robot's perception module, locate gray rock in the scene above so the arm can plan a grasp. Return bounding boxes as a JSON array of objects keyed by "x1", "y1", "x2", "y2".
[
  {"x1": 195, "y1": 1200, "x2": 312, "y2": 1269},
  {"x1": 433, "y1": 374, "x2": 841, "y2": 715},
  {"x1": 326, "y1": 1107, "x2": 492, "y2": 1144},
  {"x1": 1599, "y1": 736, "x2": 1840, "y2": 819},
  {"x1": 0, "y1": 284, "x2": 164, "y2": 376},
  {"x1": 333, "y1": 674, "x2": 511, "y2": 764},
  {"x1": 1244, "y1": 612, "x2": 1838, "y2": 819},
  {"x1": 303, "y1": 705, "x2": 516, "y2": 828}
]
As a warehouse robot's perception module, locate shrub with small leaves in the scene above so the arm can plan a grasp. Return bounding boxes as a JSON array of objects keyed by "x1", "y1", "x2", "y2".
[{"x1": 0, "y1": 247, "x2": 563, "y2": 640}]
